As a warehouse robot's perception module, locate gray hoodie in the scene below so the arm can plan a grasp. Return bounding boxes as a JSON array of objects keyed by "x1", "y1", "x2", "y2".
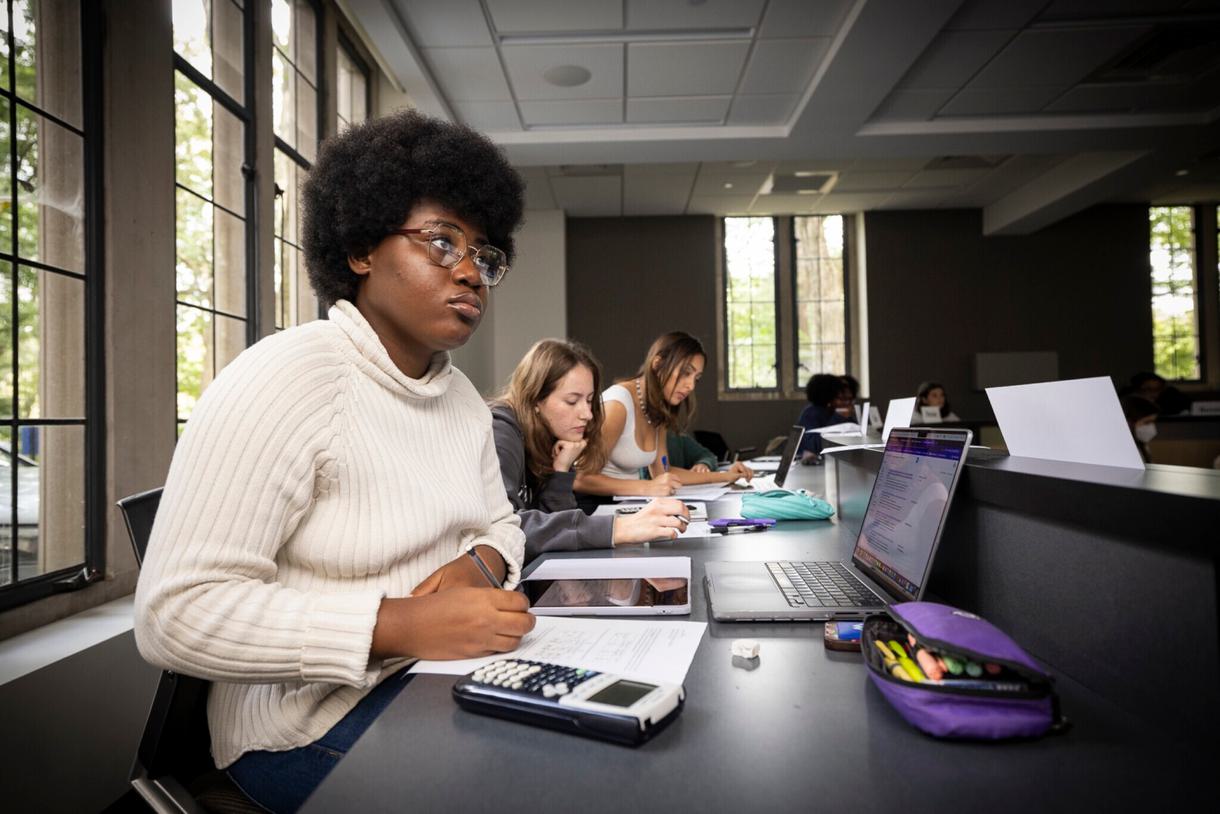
[{"x1": 490, "y1": 404, "x2": 614, "y2": 562}]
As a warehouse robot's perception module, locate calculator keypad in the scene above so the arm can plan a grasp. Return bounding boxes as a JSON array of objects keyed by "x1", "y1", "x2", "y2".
[{"x1": 470, "y1": 660, "x2": 599, "y2": 698}]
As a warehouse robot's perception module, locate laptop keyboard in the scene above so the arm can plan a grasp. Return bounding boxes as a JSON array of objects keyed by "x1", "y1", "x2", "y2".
[{"x1": 766, "y1": 561, "x2": 881, "y2": 608}]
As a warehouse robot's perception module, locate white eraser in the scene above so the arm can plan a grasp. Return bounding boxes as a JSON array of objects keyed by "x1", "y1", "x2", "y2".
[{"x1": 731, "y1": 639, "x2": 760, "y2": 659}]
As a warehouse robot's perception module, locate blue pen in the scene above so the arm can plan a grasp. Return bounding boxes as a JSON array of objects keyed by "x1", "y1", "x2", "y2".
[{"x1": 661, "y1": 455, "x2": 669, "y2": 472}]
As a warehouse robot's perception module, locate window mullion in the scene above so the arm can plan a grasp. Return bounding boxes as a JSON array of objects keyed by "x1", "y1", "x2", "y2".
[{"x1": 776, "y1": 216, "x2": 796, "y2": 397}]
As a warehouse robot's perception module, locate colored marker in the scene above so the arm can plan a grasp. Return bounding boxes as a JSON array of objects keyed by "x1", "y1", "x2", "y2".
[
  {"x1": 941, "y1": 655, "x2": 965, "y2": 676},
  {"x1": 886, "y1": 641, "x2": 926, "y2": 682},
  {"x1": 984, "y1": 662, "x2": 1002, "y2": 675},
  {"x1": 965, "y1": 660, "x2": 984, "y2": 678},
  {"x1": 915, "y1": 648, "x2": 945, "y2": 680}
]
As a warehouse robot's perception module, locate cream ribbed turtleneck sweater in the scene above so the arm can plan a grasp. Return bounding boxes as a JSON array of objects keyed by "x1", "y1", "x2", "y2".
[{"x1": 134, "y1": 300, "x2": 524, "y2": 768}]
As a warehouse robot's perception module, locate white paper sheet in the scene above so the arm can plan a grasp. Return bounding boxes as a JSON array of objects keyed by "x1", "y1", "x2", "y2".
[
  {"x1": 882, "y1": 397, "x2": 916, "y2": 442},
  {"x1": 408, "y1": 616, "x2": 708, "y2": 686},
  {"x1": 612, "y1": 484, "x2": 729, "y2": 501},
  {"x1": 526, "y1": 557, "x2": 690, "y2": 580},
  {"x1": 804, "y1": 422, "x2": 861, "y2": 435},
  {"x1": 592, "y1": 502, "x2": 708, "y2": 521},
  {"x1": 986, "y1": 376, "x2": 1145, "y2": 469}
]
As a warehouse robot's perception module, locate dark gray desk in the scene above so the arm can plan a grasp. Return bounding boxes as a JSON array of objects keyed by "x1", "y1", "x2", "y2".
[{"x1": 303, "y1": 467, "x2": 1213, "y2": 813}]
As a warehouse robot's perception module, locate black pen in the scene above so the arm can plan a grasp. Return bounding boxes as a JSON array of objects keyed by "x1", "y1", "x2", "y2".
[{"x1": 467, "y1": 547, "x2": 501, "y2": 588}]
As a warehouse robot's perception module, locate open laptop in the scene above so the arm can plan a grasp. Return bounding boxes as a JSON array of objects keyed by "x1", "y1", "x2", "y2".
[
  {"x1": 705, "y1": 427, "x2": 972, "y2": 621},
  {"x1": 739, "y1": 425, "x2": 805, "y2": 489}
]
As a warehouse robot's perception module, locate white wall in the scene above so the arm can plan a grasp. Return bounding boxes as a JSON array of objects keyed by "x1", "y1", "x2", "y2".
[{"x1": 453, "y1": 209, "x2": 567, "y2": 395}]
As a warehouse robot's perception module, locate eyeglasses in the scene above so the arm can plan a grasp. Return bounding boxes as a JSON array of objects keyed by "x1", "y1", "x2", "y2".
[{"x1": 390, "y1": 222, "x2": 510, "y2": 287}]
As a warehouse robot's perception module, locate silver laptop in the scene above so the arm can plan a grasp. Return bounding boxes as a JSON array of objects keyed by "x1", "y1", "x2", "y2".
[{"x1": 705, "y1": 427, "x2": 972, "y2": 621}]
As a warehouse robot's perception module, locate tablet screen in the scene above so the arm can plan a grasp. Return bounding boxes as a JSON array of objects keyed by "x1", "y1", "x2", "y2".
[{"x1": 523, "y1": 578, "x2": 689, "y2": 609}]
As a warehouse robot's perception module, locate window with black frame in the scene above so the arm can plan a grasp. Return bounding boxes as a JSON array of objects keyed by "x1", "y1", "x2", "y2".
[
  {"x1": 272, "y1": 0, "x2": 321, "y2": 330},
  {"x1": 0, "y1": 0, "x2": 99, "y2": 606},
  {"x1": 336, "y1": 32, "x2": 369, "y2": 134}
]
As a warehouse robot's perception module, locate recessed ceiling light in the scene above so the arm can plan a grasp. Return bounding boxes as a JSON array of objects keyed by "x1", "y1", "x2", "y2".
[
  {"x1": 543, "y1": 65, "x2": 592, "y2": 88},
  {"x1": 1175, "y1": 168, "x2": 1190, "y2": 176},
  {"x1": 723, "y1": 182, "x2": 734, "y2": 189}
]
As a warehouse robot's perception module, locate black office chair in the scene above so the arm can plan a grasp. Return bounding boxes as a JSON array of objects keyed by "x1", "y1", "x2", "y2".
[
  {"x1": 692, "y1": 430, "x2": 730, "y2": 463},
  {"x1": 118, "y1": 488, "x2": 260, "y2": 814}
]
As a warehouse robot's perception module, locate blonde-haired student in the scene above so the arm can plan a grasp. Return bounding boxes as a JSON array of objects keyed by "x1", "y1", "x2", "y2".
[{"x1": 491, "y1": 339, "x2": 690, "y2": 560}]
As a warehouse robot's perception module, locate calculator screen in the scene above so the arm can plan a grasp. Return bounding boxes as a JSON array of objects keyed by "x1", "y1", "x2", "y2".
[{"x1": 587, "y1": 679, "x2": 656, "y2": 708}]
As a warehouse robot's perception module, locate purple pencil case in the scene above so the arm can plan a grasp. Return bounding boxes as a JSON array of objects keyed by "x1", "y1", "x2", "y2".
[{"x1": 863, "y1": 602, "x2": 1068, "y2": 740}]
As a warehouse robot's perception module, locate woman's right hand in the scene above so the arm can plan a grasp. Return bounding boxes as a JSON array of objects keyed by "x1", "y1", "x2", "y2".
[
  {"x1": 371, "y1": 588, "x2": 535, "y2": 661},
  {"x1": 642, "y1": 472, "x2": 682, "y2": 496},
  {"x1": 612, "y1": 498, "x2": 690, "y2": 545}
]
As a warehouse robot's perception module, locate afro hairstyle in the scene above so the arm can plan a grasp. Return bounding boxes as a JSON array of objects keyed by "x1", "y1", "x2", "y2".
[{"x1": 301, "y1": 109, "x2": 525, "y2": 308}]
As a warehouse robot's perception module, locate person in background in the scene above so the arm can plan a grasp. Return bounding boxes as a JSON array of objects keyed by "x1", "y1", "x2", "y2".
[
  {"x1": 576, "y1": 332, "x2": 753, "y2": 499},
  {"x1": 134, "y1": 111, "x2": 537, "y2": 813},
  {"x1": 1125, "y1": 371, "x2": 1190, "y2": 416},
  {"x1": 797, "y1": 373, "x2": 844, "y2": 457},
  {"x1": 1120, "y1": 394, "x2": 1159, "y2": 463},
  {"x1": 914, "y1": 381, "x2": 960, "y2": 422},
  {"x1": 837, "y1": 374, "x2": 861, "y2": 418},
  {"x1": 490, "y1": 339, "x2": 689, "y2": 561}
]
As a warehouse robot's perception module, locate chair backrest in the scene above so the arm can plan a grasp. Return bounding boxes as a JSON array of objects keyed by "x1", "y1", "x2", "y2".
[
  {"x1": 692, "y1": 430, "x2": 730, "y2": 462},
  {"x1": 763, "y1": 434, "x2": 788, "y2": 455},
  {"x1": 117, "y1": 487, "x2": 163, "y2": 566}
]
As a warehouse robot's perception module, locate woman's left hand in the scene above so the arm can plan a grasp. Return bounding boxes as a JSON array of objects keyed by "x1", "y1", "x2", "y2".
[
  {"x1": 690, "y1": 463, "x2": 712, "y2": 473},
  {"x1": 411, "y1": 546, "x2": 506, "y2": 595},
  {"x1": 721, "y1": 461, "x2": 754, "y2": 482}
]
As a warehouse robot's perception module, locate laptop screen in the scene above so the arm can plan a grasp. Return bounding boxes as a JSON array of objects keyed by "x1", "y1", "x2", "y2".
[
  {"x1": 773, "y1": 425, "x2": 805, "y2": 488},
  {"x1": 850, "y1": 428, "x2": 970, "y2": 602}
]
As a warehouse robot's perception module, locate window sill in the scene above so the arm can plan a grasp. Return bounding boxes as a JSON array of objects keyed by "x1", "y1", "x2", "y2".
[{"x1": 0, "y1": 593, "x2": 135, "y2": 687}]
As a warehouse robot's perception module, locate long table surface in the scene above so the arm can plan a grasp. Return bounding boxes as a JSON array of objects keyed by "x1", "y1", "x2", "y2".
[{"x1": 303, "y1": 465, "x2": 1212, "y2": 813}]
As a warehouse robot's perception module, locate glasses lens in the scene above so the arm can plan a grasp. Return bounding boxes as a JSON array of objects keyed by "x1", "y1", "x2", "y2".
[
  {"x1": 426, "y1": 224, "x2": 465, "y2": 268},
  {"x1": 474, "y1": 246, "x2": 508, "y2": 286}
]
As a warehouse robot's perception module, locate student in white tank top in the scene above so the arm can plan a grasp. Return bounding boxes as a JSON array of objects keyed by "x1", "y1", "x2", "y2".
[{"x1": 575, "y1": 332, "x2": 755, "y2": 498}]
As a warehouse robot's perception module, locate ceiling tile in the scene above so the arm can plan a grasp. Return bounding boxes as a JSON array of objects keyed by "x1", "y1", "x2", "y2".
[
  {"x1": 628, "y1": 41, "x2": 751, "y2": 96},
  {"x1": 938, "y1": 85, "x2": 1067, "y2": 116},
  {"x1": 902, "y1": 168, "x2": 992, "y2": 188},
  {"x1": 452, "y1": 100, "x2": 521, "y2": 131},
  {"x1": 623, "y1": 168, "x2": 697, "y2": 215},
  {"x1": 486, "y1": 0, "x2": 622, "y2": 33},
  {"x1": 626, "y1": 163, "x2": 701, "y2": 176},
  {"x1": 627, "y1": 96, "x2": 731, "y2": 123},
  {"x1": 549, "y1": 175, "x2": 622, "y2": 216},
  {"x1": 898, "y1": 30, "x2": 1016, "y2": 90},
  {"x1": 966, "y1": 27, "x2": 1150, "y2": 89},
  {"x1": 396, "y1": 0, "x2": 492, "y2": 47},
  {"x1": 833, "y1": 171, "x2": 918, "y2": 192},
  {"x1": 625, "y1": 0, "x2": 765, "y2": 30},
  {"x1": 870, "y1": 88, "x2": 956, "y2": 122},
  {"x1": 422, "y1": 47, "x2": 513, "y2": 101},
  {"x1": 692, "y1": 166, "x2": 772, "y2": 196},
  {"x1": 738, "y1": 38, "x2": 830, "y2": 95},
  {"x1": 727, "y1": 94, "x2": 797, "y2": 124},
  {"x1": 1037, "y1": 0, "x2": 1192, "y2": 22},
  {"x1": 877, "y1": 190, "x2": 949, "y2": 209},
  {"x1": 687, "y1": 195, "x2": 757, "y2": 214},
  {"x1": 520, "y1": 98, "x2": 623, "y2": 126},
  {"x1": 501, "y1": 43, "x2": 623, "y2": 100},
  {"x1": 774, "y1": 159, "x2": 850, "y2": 174},
  {"x1": 751, "y1": 193, "x2": 825, "y2": 213},
  {"x1": 846, "y1": 157, "x2": 932, "y2": 171},
  {"x1": 1044, "y1": 82, "x2": 1197, "y2": 113},
  {"x1": 811, "y1": 192, "x2": 893, "y2": 212},
  {"x1": 758, "y1": 0, "x2": 853, "y2": 39},
  {"x1": 944, "y1": 0, "x2": 1044, "y2": 31}
]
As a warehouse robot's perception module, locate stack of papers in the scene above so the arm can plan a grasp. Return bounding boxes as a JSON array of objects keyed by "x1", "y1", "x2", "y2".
[
  {"x1": 612, "y1": 483, "x2": 729, "y2": 501},
  {"x1": 408, "y1": 616, "x2": 707, "y2": 686}
]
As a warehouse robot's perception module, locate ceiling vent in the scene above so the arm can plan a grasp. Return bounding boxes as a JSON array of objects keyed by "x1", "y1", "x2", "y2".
[{"x1": 764, "y1": 171, "x2": 837, "y2": 195}]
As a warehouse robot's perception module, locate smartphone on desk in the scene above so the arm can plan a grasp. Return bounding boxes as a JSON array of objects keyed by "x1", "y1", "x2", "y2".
[{"x1": 823, "y1": 621, "x2": 863, "y2": 651}]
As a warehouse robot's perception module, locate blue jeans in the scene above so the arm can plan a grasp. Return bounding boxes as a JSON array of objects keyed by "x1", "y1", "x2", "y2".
[{"x1": 227, "y1": 669, "x2": 414, "y2": 813}]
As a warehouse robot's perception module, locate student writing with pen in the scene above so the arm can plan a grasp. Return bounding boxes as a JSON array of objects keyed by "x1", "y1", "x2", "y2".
[
  {"x1": 490, "y1": 339, "x2": 690, "y2": 561},
  {"x1": 575, "y1": 332, "x2": 753, "y2": 502},
  {"x1": 133, "y1": 112, "x2": 536, "y2": 814}
]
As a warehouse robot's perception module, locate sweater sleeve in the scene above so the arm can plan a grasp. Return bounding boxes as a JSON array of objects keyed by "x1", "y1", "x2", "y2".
[
  {"x1": 490, "y1": 408, "x2": 612, "y2": 560},
  {"x1": 134, "y1": 336, "x2": 385, "y2": 688},
  {"x1": 467, "y1": 420, "x2": 527, "y2": 587}
]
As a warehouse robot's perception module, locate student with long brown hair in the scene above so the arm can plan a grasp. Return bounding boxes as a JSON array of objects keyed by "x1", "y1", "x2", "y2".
[
  {"x1": 575, "y1": 332, "x2": 753, "y2": 498},
  {"x1": 492, "y1": 339, "x2": 690, "y2": 560}
]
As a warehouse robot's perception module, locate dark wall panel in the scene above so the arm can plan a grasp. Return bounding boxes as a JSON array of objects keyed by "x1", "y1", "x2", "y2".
[{"x1": 865, "y1": 206, "x2": 1153, "y2": 418}]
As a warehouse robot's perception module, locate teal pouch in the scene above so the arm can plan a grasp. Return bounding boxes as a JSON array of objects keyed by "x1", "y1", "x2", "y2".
[{"x1": 740, "y1": 489, "x2": 835, "y2": 521}]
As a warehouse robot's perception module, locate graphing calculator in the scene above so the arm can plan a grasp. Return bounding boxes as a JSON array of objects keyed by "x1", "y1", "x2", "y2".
[{"x1": 452, "y1": 659, "x2": 685, "y2": 746}]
